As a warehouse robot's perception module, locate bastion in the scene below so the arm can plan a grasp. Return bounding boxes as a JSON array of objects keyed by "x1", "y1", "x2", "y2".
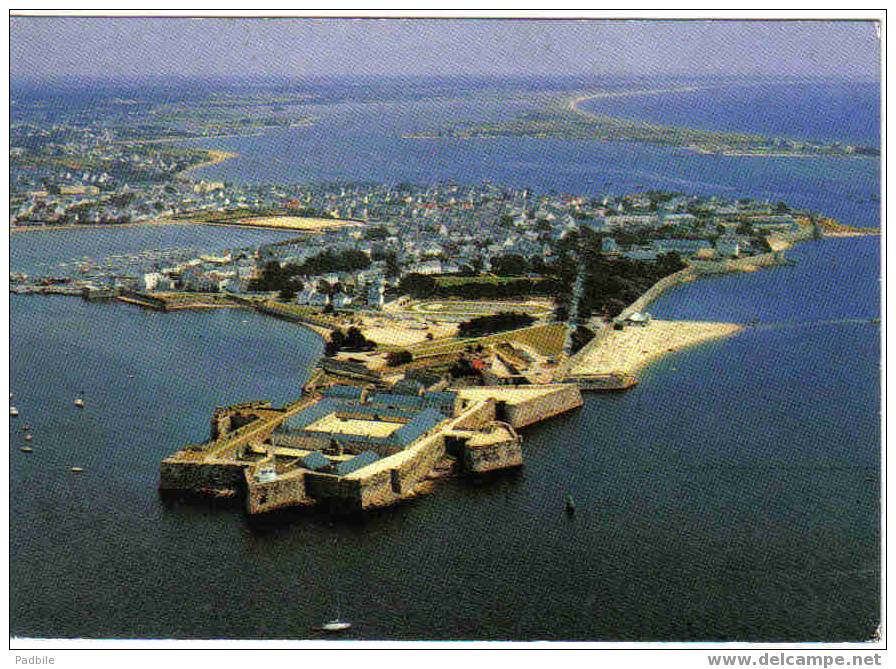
[{"x1": 160, "y1": 381, "x2": 583, "y2": 516}]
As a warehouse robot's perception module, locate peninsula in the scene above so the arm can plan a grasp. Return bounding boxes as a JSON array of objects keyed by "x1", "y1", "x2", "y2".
[
  {"x1": 10, "y1": 139, "x2": 877, "y2": 517},
  {"x1": 406, "y1": 87, "x2": 880, "y2": 158}
]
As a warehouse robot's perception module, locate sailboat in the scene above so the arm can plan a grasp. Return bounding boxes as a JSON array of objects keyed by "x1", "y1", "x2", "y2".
[
  {"x1": 318, "y1": 535, "x2": 352, "y2": 633},
  {"x1": 320, "y1": 618, "x2": 352, "y2": 633}
]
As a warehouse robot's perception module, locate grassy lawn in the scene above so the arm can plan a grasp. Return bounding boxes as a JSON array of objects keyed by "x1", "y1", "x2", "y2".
[{"x1": 261, "y1": 300, "x2": 343, "y2": 327}]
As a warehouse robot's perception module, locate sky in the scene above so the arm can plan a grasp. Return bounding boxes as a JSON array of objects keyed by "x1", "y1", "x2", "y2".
[{"x1": 10, "y1": 17, "x2": 881, "y2": 82}]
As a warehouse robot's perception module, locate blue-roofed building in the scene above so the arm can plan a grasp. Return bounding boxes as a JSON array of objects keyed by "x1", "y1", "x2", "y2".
[
  {"x1": 335, "y1": 450, "x2": 380, "y2": 476},
  {"x1": 279, "y1": 398, "x2": 341, "y2": 432},
  {"x1": 391, "y1": 408, "x2": 446, "y2": 447},
  {"x1": 421, "y1": 390, "x2": 457, "y2": 414},
  {"x1": 321, "y1": 385, "x2": 364, "y2": 401},
  {"x1": 622, "y1": 248, "x2": 658, "y2": 261},
  {"x1": 301, "y1": 451, "x2": 332, "y2": 472},
  {"x1": 366, "y1": 392, "x2": 425, "y2": 410},
  {"x1": 652, "y1": 239, "x2": 712, "y2": 255}
]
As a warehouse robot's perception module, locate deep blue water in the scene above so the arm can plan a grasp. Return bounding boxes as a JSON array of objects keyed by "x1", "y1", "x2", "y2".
[
  {"x1": 9, "y1": 77, "x2": 881, "y2": 641},
  {"x1": 580, "y1": 81, "x2": 881, "y2": 148},
  {"x1": 186, "y1": 81, "x2": 880, "y2": 230}
]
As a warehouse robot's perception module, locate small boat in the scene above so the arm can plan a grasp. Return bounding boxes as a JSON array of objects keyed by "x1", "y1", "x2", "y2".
[
  {"x1": 319, "y1": 619, "x2": 352, "y2": 633},
  {"x1": 20, "y1": 446, "x2": 33, "y2": 453},
  {"x1": 565, "y1": 494, "x2": 576, "y2": 515},
  {"x1": 70, "y1": 467, "x2": 84, "y2": 473},
  {"x1": 74, "y1": 393, "x2": 85, "y2": 408},
  {"x1": 24, "y1": 433, "x2": 33, "y2": 442},
  {"x1": 22, "y1": 424, "x2": 30, "y2": 432},
  {"x1": 9, "y1": 406, "x2": 19, "y2": 417}
]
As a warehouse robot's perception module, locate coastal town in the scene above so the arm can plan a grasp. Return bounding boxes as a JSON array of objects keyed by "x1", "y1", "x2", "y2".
[
  {"x1": 12, "y1": 162, "x2": 869, "y2": 381},
  {"x1": 10, "y1": 87, "x2": 878, "y2": 517}
]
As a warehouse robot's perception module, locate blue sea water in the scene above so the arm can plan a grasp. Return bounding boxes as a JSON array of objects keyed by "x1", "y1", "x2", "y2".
[
  {"x1": 580, "y1": 81, "x2": 881, "y2": 148},
  {"x1": 9, "y1": 77, "x2": 881, "y2": 641},
  {"x1": 185, "y1": 81, "x2": 880, "y2": 229}
]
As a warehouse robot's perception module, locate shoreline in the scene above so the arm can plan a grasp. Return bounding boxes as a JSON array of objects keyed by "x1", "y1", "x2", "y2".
[
  {"x1": 176, "y1": 149, "x2": 239, "y2": 178},
  {"x1": 9, "y1": 216, "x2": 361, "y2": 235},
  {"x1": 9, "y1": 218, "x2": 194, "y2": 235},
  {"x1": 566, "y1": 85, "x2": 704, "y2": 116},
  {"x1": 567, "y1": 320, "x2": 744, "y2": 378},
  {"x1": 10, "y1": 218, "x2": 878, "y2": 389}
]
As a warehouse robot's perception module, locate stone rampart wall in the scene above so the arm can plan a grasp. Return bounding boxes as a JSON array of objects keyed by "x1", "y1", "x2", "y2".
[
  {"x1": 244, "y1": 468, "x2": 313, "y2": 514},
  {"x1": 465, "y1": 439, "x2": 523, "y2": 473},
  {"x1": 159, "y1": 459, "x2": 248, "y2": 492},
  {"x1": 452, "y1": 399, "x2": 497, "y2": 430},
  {"x1": 503, "y1": 385, "x2": 583, "y2": 429}
]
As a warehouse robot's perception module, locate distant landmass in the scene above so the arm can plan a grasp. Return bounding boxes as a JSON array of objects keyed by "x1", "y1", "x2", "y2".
[{"x1": 406, "y1": 87, "x2": 880, "y2": 158}]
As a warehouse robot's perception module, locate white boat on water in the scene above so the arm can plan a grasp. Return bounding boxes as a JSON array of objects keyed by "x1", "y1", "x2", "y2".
[
  {"x1": 74, "y1": 394, "x2": 85, "y2": 408},
  {"x1": 317, "y1": 547, "x2": 351, "y2": 633},
  {"x1": 10, "y1": 406, "x2": 19, "y2": 417},
  {"x1": 319, "y1": 619, "x2": 352, "y2": 633}
]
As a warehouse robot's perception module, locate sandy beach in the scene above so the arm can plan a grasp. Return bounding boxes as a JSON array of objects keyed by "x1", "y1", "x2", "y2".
[
  {"x1": 569, "y1": 319, "x2": 743, "y2": 377},
  {"x1": 234, "y1": 215, "x2": 361, "y2": 232},
  {"x1": 566, "y1": 85, "x2": 703, "y2": 115},
  {"x1": 176, "y1": 149, "x2": 238, "y2": 178}
]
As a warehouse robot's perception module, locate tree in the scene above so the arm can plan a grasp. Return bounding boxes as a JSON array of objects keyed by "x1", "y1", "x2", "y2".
[
  {"x1": 386, "y1": 350, "x2": 413, "y2": 367},
  {"x1": 364, "y1": 225, "x2": 389, "y2": 240},
  {"x1": 323, "y1": 327, "x2": 376, "y2": 356},
  {"x1": 278, "y1": 285, "x2": 297, "y2": 301},
  {"x1": 385, "y1": 252, "x2": 401, "y2": 279},
  {"x1": 458, "y1": 312, "x2": 535, "y2": 337},
  {"x1": 490, "y1": 254, "x2": 528, "y2": 276},
  {"x1": 449, "y1": 357, "x2": 479, "y2": 379},
  {"x1": 398, "y1": 273, "x2": 438, "y2": 298},
  {"x1": 298, "y1": 249, "x2": 371, "y2": 275}
]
